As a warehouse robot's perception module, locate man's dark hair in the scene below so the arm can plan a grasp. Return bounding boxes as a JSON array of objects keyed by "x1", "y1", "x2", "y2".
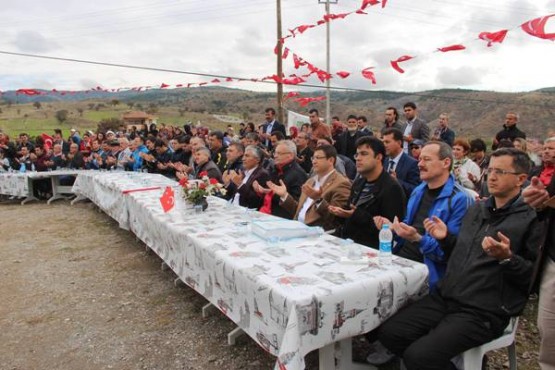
[
  {"x1": 470, "y1": 138, "x2": 487, "y2": 153},
  {"x1": 386, "y1": 107, "x2": 398, "y2": 121},
  {"x1": 319, "y1": 136, "x2": 334, "y2": 145},
  {"x1": 154, "y1": 139, "x2": 166, "y2": 148},
  {"x1": 19, "y1": 133, "x2": 28, "y2": 137},
  {"x1": 209, "y1": 130, "x2": 224, "y2": 142},
  {"x1": 314, "y1": 144, "x2": 337, "y2": 165},
  {"x1": 177, "y1": 135, "x2": 191, "y2": 144},
  {"x1": 403, "y1": 102, "x2": 417, "y2": 110},
  {"x1": 332, "y1": 116, "x2": 340, "y2": 121},
  {"x1": 136, "y1": 135, "x2": 145, "y2": 144},
  {"x1": 309, "y1": 108, "x2": 319, "y2": 116},
  {"x1": 356, "y1": 136, "x2": 386, "y2": 158},
  {"x1": 246, "y1": 132, "x2": 260, "y2": 143},
  {"x1": 54, "y1": 129, "x2": 62, "y2": 136},
  {"x1": 490, "y1": 148, "x2": 531, "y2": 174},
  {"x1": 265, "y1": 107, "x2": 276, "y2": 115},
  {"x1": 358, "y1": 115, "x2": 368, "y2": 123},
  {"x1": 382, "y1": 128, "x2": 404, "y2": 143},
  {"x1": 497, "y1": 139, "x2": 515, "y2": 149},
  {"x1": 347, "y1": 114, "x2": 358, "y2": 121},
  {"x1": 271, "y1": 131, "x2": 285, "y2": 141},
  {"x1": 228, "y1": 142, "x2": 245, "y2": 154}
]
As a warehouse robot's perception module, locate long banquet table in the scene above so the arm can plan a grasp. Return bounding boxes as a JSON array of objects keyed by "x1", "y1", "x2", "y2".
[
  {"x1": 72, "y1": 172, "x2": 429, "y2": 370},
  {"x1": 0, "y1": 169, "x2": 82, "y2": 204}
]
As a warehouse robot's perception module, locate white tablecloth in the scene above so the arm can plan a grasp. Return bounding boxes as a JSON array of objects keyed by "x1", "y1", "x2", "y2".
[
  {"x1": 0, "y1": 170, "x2": 82, "y2": 197},
  {"x1": 73, "y1": 172, "x2": 429, "y2": 370}
]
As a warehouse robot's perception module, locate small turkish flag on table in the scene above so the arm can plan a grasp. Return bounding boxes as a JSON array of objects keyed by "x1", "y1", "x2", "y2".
[{"x1": 159, "y1": 186, "x2": 175, "y2": 213}]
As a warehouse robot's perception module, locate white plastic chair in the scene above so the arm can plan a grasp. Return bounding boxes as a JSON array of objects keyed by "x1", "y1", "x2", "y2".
[{"x1": 455, "y1": 317, "x2": 519, "y2": 370}]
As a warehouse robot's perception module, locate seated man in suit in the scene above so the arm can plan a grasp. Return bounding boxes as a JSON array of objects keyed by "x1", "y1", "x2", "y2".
[
  {"x1": 225, "y1": 145, "x2": 269, "y2": 209},
  {"x1": 377, "y1": 148, "x2": 541, "y2": 370},
  {"x1": 253, "y1": 140, "x2": 308, "y2": 219},
  {"x1": 266, "y1": 145, "x2": 351, "y2": 231},
  {"x1": 328, "y1": 136, "x2": 406, "y2": 248},
  {"x1": 382, "y1": 128, "x2": 421, "y2": 197}
]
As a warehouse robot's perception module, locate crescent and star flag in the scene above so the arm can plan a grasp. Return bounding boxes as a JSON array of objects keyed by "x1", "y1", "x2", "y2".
[
  {"x1": 478, "y1": 29, "x2": 508, "y2": 47},
  {"x1": 41, "y1": 133, "x2": 54, "y2": 151},
  {"x1": 159, "y1": 186, "x2": 175, "y2": 213},
  {"x1": 521, "y1": 14, "x2": 555, "y2": 41}
]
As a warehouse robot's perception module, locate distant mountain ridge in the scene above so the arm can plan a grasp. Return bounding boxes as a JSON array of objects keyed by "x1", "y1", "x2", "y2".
[{"x1": 2, "y1": 86, "x2": 554, "y2": 138}]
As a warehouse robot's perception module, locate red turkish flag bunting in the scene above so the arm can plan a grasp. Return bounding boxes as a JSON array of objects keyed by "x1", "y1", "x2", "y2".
[
  {"x1": 521, "y1": 14, "x2": 555, "y2": 41},
  {"x1": 390, "y1": 55, "x2": 414, "y2": 73},
  {"x1": 282, "y1": 47, "x2": 290, "y2": 59},
  {"x1": 41, "y1": 133, "x2": 53, "y2": 151},
  {"x1": 16, "y1": 89, "x2": 42, "y2": 96},
  {"x1": 360, "y1": 0, "x2": 380, "y2": 10},
  {"x1": 437, "y1": 44, "x2": 466, "y2": 52},
  {"x1": 284, "y1": 92, "x2": 301, "y2": 100},
  {"x1": 211, "y1": 79, "x2": 221, "y2": 83},
  {"x1": 225, "y1": 77, "x2": 233, "y2": 82},
  {"x1": 478, "y1": 29, "x2": 508, "y2": 47},
  {"x1": 336, "y1": 71, "x2": 351, "y2": 79},
  {"x1": 160, "y1": 83, "x2": 170, "y2": 89},
  {"x1": 361, "y1": 67, "x2": 377, "y2": 84},
  {"x1": 295, "y1": 96, "x2": 326, "y2": 107},
  {"x1": 159, "y1": 186, "x2": 175, "y2": 213}
]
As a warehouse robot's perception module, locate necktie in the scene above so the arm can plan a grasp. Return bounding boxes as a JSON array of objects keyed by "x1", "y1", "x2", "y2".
[{"x1": 388, "y1": 160, "x2": 395, "y2": 172}]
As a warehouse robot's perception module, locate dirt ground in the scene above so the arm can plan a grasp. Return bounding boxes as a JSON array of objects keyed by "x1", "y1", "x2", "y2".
[{"x1": 0, "y1": 201, "x2": 541, "y2": 370}]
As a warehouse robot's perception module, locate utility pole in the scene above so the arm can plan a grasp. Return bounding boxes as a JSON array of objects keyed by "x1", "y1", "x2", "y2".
[
  {"x1": 319, "y1": 0, "x2": 337, "y2": 125},
  {"x1": 276, "y1": 0, "x2": 284, "y2": 126}
]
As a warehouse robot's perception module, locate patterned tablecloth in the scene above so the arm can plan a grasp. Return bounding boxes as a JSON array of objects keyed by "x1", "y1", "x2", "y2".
[
  {"x1": 73, "y1": 172, "x2": 429, "y2": 370},
  {"x1": 0, "y1": 170, "x2": 82, "y2": 197}
]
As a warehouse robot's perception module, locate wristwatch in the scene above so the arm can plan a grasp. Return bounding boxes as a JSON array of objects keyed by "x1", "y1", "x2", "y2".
[{"x1": 499, "y1": 257, "x2": 512, "y2": 265}]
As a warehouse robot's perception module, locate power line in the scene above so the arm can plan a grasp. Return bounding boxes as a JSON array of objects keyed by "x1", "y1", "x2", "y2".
[{"x1": 1, "y1": 49, "x2": 554, "y2": 109}]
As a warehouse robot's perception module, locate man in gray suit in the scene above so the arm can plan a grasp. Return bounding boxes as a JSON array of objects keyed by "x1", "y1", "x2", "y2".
[{"x1": 402, "y1": 102, "x2": 430, "y2": 153}]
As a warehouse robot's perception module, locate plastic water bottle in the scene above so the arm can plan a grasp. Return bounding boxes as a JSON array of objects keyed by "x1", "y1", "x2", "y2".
[
  {"x1": 379, "y1": 224, "x2": 393, "y2": 265},
  {"x1": 19, "y1": 163, "x2": 26, "y2": 173}
]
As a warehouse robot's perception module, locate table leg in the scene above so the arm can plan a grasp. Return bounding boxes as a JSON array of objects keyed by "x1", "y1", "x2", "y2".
[
  {"x1": 21, "y1": 177, "x2": 39, "y2": 205},
  {"x1": 227, "y1": 327, "x2": 245, "y2": 345},
  {"x1": 319, "y1": 339, "x2": 377, "y2": 370},
  {"x1": 70, "y1": 195, "x2": 88, "y2": 205}
]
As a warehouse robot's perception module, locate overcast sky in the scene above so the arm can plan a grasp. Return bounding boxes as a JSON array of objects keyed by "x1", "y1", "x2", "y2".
[{"x1": 0, "y1": 0, "x2": 554, "y2": 93}]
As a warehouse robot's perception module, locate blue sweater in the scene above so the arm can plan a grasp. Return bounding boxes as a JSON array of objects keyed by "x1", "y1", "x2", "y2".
[{"x1": 394, "y1": 174, "x2": 473, "y2": 291}]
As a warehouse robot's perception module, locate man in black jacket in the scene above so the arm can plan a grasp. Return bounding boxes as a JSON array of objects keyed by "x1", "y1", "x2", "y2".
[
  {"x1": 329, "y1": 136, "x2": 406, "y2": 248},
  {"x1": 377, "y1": 148, "x2": 542, "y2": 370},
  {"x1": 492, "y1": 112, "x2": 526, "y2": 150}
]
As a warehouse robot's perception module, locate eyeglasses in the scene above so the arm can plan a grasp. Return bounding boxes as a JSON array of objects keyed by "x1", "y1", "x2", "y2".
[
  {"x1": 311, "y1": 155, "x2": 327, "y2": 161},
  {"x1": 274, "y1": 151, "x2": 290, "y2": 156},
  {"x1": 486, "y1": 168, "x2": 521, "y2": 176}
]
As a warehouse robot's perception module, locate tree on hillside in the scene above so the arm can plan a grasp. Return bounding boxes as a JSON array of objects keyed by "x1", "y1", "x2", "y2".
[
  {"x1": 146, "y1": 102, "x2": 158, "y2": 114},
  {"x1": 178, "y1": 108, "x2": 187, "y2": 117},
  {"x1": 111, "y1": 99, "x2": 120, "y2": 107},
  {"x1": 88, "y1": 103, "x2": 95, "y2": 110},
  {"x1": 97, "y1": 117, "x2": 123, "y2": 133},
  {"x1": 77, "y1": 107, "x2": 84, "y2": 117},
  {"x1": 94, "y1": 103, "x2": 106, "y2": 111},
  {"x1": 55, "y1": 110, "x2": 69, "y2": 124},
  {"x1": 33, "y1": 101, "x2": 42, "y2": 109},
  {"x1": 136, "y1": 103, "x2": 143, "y2": 111},
  {"x1": 127, "y1": 102, "x2": 135, "y2": 109}
]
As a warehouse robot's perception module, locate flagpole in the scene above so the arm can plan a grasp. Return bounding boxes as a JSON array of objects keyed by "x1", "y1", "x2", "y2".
[
  {"x1": 319, "y1": 0, "x2": 337, "y2": 125},
  {"x1": 276, "y1": 0, "x2": 284, "y2": 127}
]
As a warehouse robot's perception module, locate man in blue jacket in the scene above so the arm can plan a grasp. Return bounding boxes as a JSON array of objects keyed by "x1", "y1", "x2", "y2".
[{"x1": 375, "y1": 141, "x2": 473, "y2": 291}]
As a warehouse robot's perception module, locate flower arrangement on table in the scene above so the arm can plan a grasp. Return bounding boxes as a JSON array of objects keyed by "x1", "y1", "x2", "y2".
[{"x1": 178, "y1": 171, "x2": 226, "y2": 205}]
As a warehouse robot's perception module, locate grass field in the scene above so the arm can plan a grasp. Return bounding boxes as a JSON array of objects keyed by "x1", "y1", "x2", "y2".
[{"x1": 0, "y1": 102, "x2": 235, "y2": 139}]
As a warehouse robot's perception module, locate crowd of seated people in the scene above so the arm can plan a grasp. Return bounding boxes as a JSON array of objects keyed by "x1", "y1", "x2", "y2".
[{"x1": 1, "y1": 105, "x2": 554, "y2": 369}]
